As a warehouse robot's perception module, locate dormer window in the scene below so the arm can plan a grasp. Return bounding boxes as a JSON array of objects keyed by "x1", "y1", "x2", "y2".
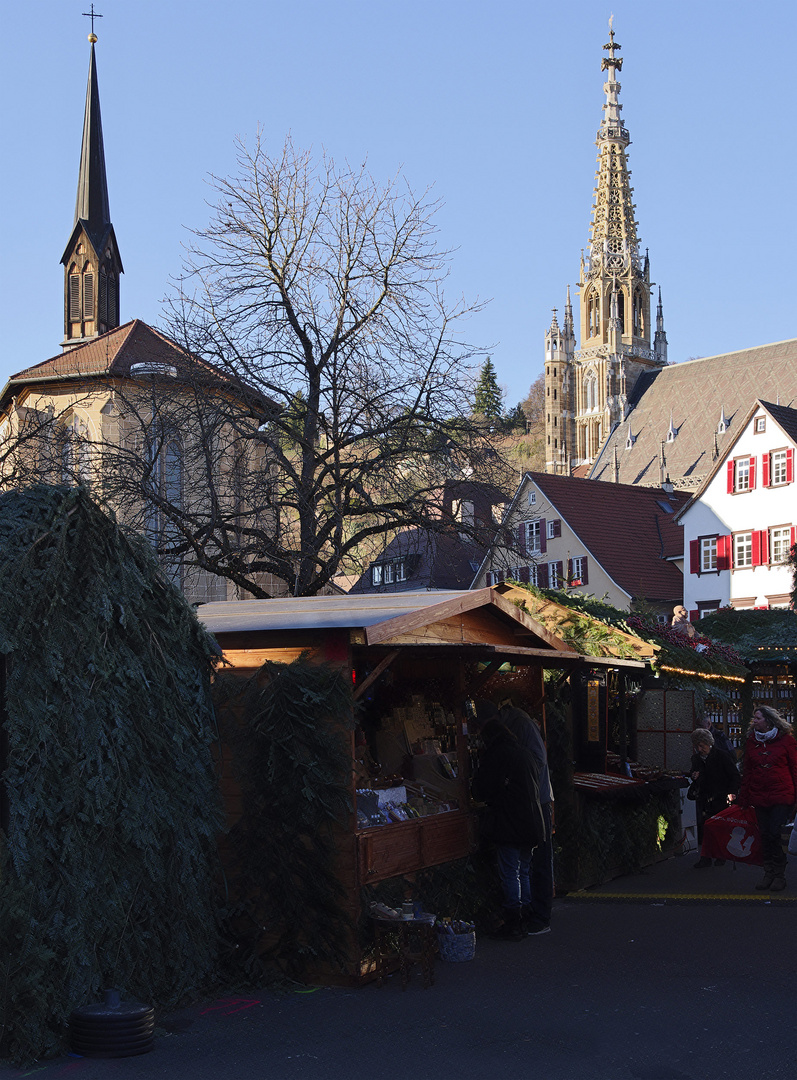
[
  {"x1": 625, "y1": 431, "x2": 636, "y2": 450},
  {"x1": 754, "y1": 416, "x2": 766, "y2": 434}
]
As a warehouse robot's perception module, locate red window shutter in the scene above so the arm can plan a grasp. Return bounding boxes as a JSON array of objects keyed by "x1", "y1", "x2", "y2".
[
  {"x1": 552, "y1": 519, "x2": 561, "y2": 538},
  {"x1": 726, "y1": 460, "x2": 735, "y2": 494},
  {"x1": 751, "y1": 530, "x2": 766, "y2": 567},
  {"x1": 581, "y1": 557, "x2": 589, "y2": 586},
  {"x1": 520, "y1": 565, "x2": 530, "y2": 583},
  {"x1": 717, "y1": 534, "x2": 731, "y2": 571},
  {"x1": 749, "y1": 457, "x2": 756, "y2": 489},
  {"x1": 537, "y1": 563, "x2": 549, "y2": 589},
  {"x1": 567, "y1": 558, "x2": 573, "y2": 583},
  {"x1": 762, "y1": 453, "x2": 770, "y2": 488},
  {"x1": 689, "y1": 539, "x2": 700, "y2": 574},
  {"x1": 540, "y1": 520, "x2": 547, "y2": 554},
  {"x1": 689, "y1": 610, "x2": 699, "y2": 622},
  {"x1": 556, "y1": 561, "x2": 564, "y2": 585},
  {"x1": 517, "y1": 523, "x2": 527, "y2": 556},
  {"x1": 788, "y1": 448, "x2": 794, "y2": 483},
  {"x1": 791, "y1": 527, "x2": 796, "y2": 553}
]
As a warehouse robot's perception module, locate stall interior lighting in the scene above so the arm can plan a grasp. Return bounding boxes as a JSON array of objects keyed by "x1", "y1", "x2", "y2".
[{"x1": 659, "y1": 664, "x2": 747, "y2": 684}]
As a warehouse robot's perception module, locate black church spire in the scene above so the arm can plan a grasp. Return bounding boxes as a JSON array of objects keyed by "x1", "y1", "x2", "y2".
[{"x1": 60, "y1": 30, "x2": 123, "y2": 350}]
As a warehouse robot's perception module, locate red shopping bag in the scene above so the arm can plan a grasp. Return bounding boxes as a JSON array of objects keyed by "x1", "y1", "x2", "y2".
[{"x1": 701, "y1": 805, "x2": 762, "y2": 866}]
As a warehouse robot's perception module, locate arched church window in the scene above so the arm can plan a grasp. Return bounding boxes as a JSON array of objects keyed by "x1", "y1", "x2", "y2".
[
  {"x1": 584, "y1": 374, "x2": 597, "y2": 411},
  {"x1": 69, "y1": 271, "x2": 81, "y2": 322},
  {"x1": 145, "y1": 433, "x2": 184, "y2": 586},
  {"x1": 58, "y1": 413, "x2": 92, "y2": 486},
  {"x1": 99, "y1": 271, "x2": 108, "y2": 323},
  {"x1": 633, "y1": 290, "x2": 644, "y2": 336},
  {"x1": 588, "y1": 290, "x2": 600, "y2": 337},
  {"x1": 616, "y1": 289, "x2": 625, "y2": 334},
  {"x1": 82, "y1": 272, "x2": 95, "y2": 320}
]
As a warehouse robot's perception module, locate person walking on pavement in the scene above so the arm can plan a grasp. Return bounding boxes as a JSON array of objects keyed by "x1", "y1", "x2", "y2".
[
  {"x1": 474, "y1": 701, "x2": 554, "y2": 935},
  {"x1": 471, "y1": 710, "x2": 545, "y2": 941},
  {"x1": 738, "y1": 705, "x2": 797, "y2": 892},
  {"x1": 690, "y1": 727, "x2": 740, "y2": 868}
]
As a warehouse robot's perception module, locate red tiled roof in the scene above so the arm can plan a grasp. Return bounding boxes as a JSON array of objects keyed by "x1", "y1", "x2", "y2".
[
  {"x1": 3, "y1": 320, "x2": 272, "y2": 415},
  {"x1": 8, "y1": 320, "x2": 189, "y2": 384},
  {"x1": 524, "y1": 471, "x2": 688, "y2": 602}
]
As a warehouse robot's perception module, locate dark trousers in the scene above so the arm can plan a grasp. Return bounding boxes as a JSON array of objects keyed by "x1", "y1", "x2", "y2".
[
  {"x1": 526, "y1": 802, "x2": 554, "y2": 924},
  {"x1": 755, "y1": 805, "x2": 791, "y2": 873},
  {"x1": 696, "y1": 795, "x2": 729, "y2": 843}
]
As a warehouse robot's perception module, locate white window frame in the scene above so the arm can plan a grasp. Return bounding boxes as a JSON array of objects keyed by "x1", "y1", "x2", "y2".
[
  {"x1": 547, "y1": 520, "x2": 556, "y2": 540},
  {"x1": 733, "y1": 532, "x2": 752, "y2": 569},
  {"x1": 734, "y1": 457, "x2": 751, "y2": 492},
  {"x1": 548, "y1": 562, "x2": 560, "y2": 589},
  {"x1": 770, "y1": 526, "x2": 791, "y2": 564},
  {"x1": 700, "y1": 536, "x2": 718, "y2": 573},
  {"x1": 571, "y1": 556, "x2": 585, "y2": 583},
  {"x1": 371, "y1": 564, "x2": 383, "y2": 586},
  {"x1": 771, "y1": 449, "x2": 788, "y2": 486},
  {"x1": 526, "y1": 519, "x2": 542, "y2": 553},
  {"x1": 528, "y1": 564, "x2": 538, "y2": 587}
]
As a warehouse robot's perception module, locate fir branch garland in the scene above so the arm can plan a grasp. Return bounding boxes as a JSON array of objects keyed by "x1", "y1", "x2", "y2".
[{"x1": 0, "y1": 486, "x2": 222, "y2": 1066}]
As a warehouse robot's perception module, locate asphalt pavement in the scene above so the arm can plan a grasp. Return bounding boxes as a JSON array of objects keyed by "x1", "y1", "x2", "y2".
[{"x1": 3, "y1": 852, "x2": 795, "y2": 1080}]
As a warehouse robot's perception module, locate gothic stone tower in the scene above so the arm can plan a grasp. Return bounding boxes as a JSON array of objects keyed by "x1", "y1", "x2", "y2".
[
  {"x1": 60, "y1": 32, "x2": 123, "y2": 350},
  {"x1": 545, "y1": 24, "x2": 667, "y2": 474}
]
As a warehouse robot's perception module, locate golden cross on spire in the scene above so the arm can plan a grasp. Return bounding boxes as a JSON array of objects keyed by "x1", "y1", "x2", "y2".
[{"x1": 82, "y1": 4, "x2": 103, "y2": 42}]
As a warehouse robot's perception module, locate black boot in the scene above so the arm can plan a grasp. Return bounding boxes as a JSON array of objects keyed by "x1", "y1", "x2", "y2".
[
  {"x1": 755, "y1": 868, "x2": 776, "y2": 891},
  {"x1": 693, "y1": 856, "x2": 712, "y2": 868},
  {"x1": 490, "y1": 908, "x2": 524, "y2": 942}
]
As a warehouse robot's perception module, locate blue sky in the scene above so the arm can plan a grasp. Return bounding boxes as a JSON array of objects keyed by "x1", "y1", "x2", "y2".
[{"x1": 4, "y1": 0, "x2": 797, "y2": 407}]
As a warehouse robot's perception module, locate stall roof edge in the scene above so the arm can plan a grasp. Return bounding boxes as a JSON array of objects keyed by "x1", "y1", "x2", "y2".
[{"x1": 198, "y1": 588, "x2": 567, "y2": 651}]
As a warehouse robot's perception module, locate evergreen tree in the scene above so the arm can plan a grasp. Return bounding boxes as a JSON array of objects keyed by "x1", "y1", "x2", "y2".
[{"x1": 473, "y1": 358, "x2": 503, "y2": 420}]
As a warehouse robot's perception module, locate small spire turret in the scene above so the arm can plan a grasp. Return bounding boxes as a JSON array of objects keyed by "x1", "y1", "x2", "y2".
[
  {"x1": 60, "y1": 25, "x2": 122, "y2": 349},
  {"x1": 654, "y1": 286, "x2": 668, "y2": 365}
]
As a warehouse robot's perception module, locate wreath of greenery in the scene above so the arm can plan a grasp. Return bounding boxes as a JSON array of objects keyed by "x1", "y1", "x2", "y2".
[{"x1": 0, "y1": 486, "x2": 222, "y2": 1067}]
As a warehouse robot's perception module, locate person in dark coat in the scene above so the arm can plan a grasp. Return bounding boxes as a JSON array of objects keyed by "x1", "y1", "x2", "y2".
[
  {"x1": 489, "y1": 704, "x2": 555, "y2": 934},
  {"x1": 471, "y1": 706, "x2": 546, "y2": 940},
  {"x1": 691, "y1": 728, "x2": 740, "y2": 868},
  {"x1": 702, "y1": 716, "x2": 737, "y2": 760}
]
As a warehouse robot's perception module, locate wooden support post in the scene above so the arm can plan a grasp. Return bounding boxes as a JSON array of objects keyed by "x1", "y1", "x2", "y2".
[{"x1": 353, "y1": 650, "x2": 400, "y2": 702}]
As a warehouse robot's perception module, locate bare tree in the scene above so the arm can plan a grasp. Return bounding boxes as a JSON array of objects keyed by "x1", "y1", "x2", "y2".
[{"x1": 95, "y1": 136, "x2": 511, "y2": 597}]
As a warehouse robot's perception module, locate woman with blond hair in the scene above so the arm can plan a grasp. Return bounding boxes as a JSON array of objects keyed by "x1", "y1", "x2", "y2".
[{"x1": 738, "y1": 706, "x2": 797, "y2": 891}]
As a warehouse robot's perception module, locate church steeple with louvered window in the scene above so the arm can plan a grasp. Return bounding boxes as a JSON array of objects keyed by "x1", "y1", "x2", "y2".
[{"x1": 60, "y1": 31, "x2": 123, "y2": 350}]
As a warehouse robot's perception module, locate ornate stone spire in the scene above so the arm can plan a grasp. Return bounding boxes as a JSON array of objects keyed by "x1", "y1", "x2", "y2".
[
  {"x1": 583, "y1": 21, "x2": 641, "y2": 288},
  {"x1": 60, "y1": 27, "x2": 123, "y2": 350}
]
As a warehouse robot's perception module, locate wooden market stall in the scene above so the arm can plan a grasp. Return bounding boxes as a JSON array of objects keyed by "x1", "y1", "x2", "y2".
[
  {"x1": 198, "y1": 587, "x2": 647, "y2": 980},
  {"x1": 492, "y1": 583, "x2": 695, "y2": 890}
]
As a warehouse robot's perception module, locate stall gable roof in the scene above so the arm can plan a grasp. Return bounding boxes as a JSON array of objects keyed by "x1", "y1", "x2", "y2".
[
  {"x1": 495, "y1": 583, "x2": 658, "y2": 659},
  {"x1": 197, "y1": 588, "x2": 573, "y2": 652}
]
